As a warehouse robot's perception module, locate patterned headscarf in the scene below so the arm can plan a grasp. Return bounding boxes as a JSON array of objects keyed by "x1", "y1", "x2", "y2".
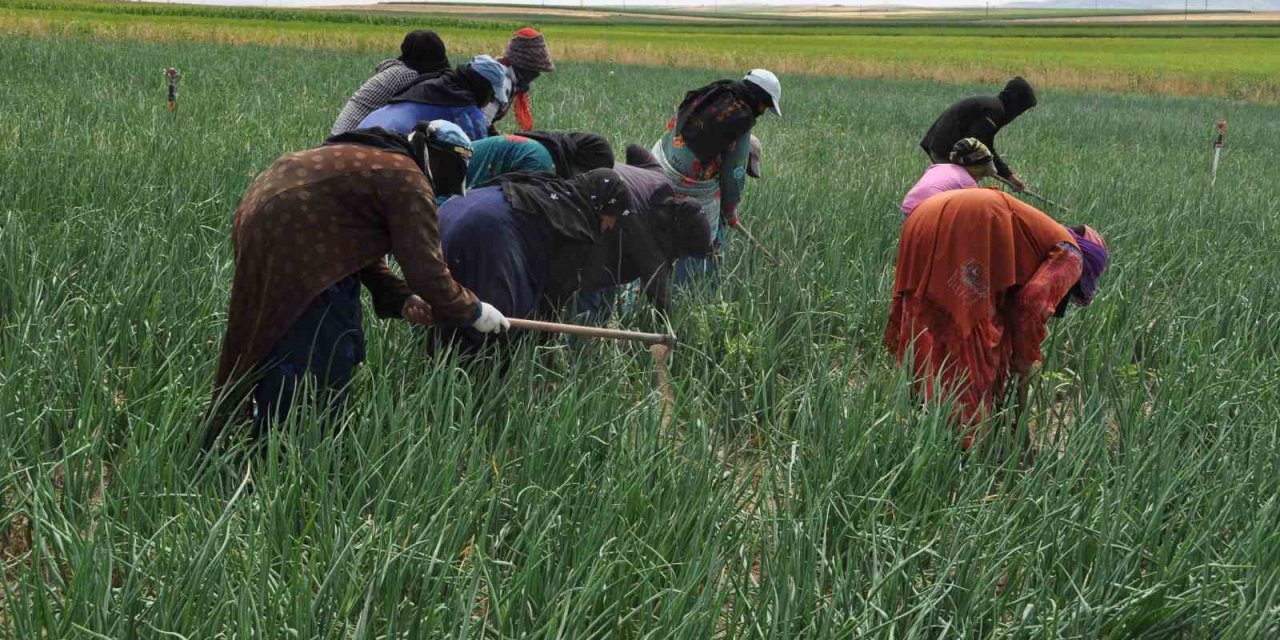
[
  {"x1": 1067, "y1": 224, "x2": 1109, "y2": 306},
  {"x1": 504, "y1": 27, "x2": 555, "y2": 73},
  {"x1": 949, "y1": 137, "x2": 993, "y2": 167}
]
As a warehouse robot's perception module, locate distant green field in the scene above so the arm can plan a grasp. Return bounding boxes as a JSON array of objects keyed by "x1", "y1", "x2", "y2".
[{"x1": 2, "y1": 0, "x2": 1279, "y2": 100}]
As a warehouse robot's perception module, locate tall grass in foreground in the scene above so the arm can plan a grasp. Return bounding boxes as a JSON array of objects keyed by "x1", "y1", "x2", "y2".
[{"x1": 2, "y1": 35, "x2": 1279, "y2": 637}]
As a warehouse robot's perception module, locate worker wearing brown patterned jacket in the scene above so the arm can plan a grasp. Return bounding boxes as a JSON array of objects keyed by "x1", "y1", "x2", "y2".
[{"x1": 207, "y1": 121, "x2": 508, "y2": 442}]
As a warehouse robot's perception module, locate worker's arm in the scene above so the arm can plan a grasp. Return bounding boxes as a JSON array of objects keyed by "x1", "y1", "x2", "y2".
[
  {"x1": 639, "y1": 261, "x2": 672, "y2": 314},
  {"x1": 381, "y1": 171, "x2": 481, "y2": 326},
  {"x1": 358, "y1": 259, "x2": 413, "y2": 320},
  {"x1": 967, "y1": 114, "x2": 1013, "y2": 179},
  {"x1": 1011, "y1": 243, "x2": 1084, "y2": 376},
  {"x1": 717, "y1": 132, "x2": 752, "y2": 227}
]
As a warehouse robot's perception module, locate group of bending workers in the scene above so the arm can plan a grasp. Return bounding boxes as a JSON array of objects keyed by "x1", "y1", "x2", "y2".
[{"x1": 207, "y1": 27, "x2": 1109, "y2": 451}]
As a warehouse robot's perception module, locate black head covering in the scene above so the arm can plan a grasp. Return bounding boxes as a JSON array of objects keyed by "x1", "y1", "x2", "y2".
[
  {"x1": 425, "y1": 141, "x2": 468, "y2": 199},
  {"x1": 673, "y1": 80, "x2": 760, "y2": 162},
  {"x1": 324, "y1": 127, "x2": 425, "y2": 172},
  {"x1": 999, "y1": 76, "x2": 1038, "y2": 119},
  {"x1": 399, "y1": 30, "x2": 449, "y2": 74},
  {"x1": 501, "y1": 168, "x2": 630, "y2": 244},
  {"x1": 624, "y1": 143, "x2": 660, "y2": 169},
  {"x1": 324, "y1": 123, "x2": 470, "y2": 198},
  {"x1": 650, "y1": 190, "x2": 713, "y2": 261},
  {"x1": 389, "y1": 64, "x2": 493, "y2": 108},
  {"x1": 522, "y1": 131, "x2": 615, "y2": 179}
]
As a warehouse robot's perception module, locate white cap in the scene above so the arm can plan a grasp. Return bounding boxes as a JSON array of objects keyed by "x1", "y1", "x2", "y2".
[{"x1": 744, "y1": 69, "x2": 781, "y2": 117}]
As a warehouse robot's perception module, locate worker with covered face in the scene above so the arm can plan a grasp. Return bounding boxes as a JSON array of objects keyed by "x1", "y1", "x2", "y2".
[
  {"x1": 488, "y1": 27, "x2": 557, "y2": 134},
  {"x1": 330, "y1": 29, "x2": 451, "y2": 136},
  {"x1": 357, "y1": 55, "x2": 511, "y2": 142},
  {"x1": 464, "y1": 131, "x2": 614, "y2": 189},
  {"x1": 566, "y1": 144, "x2": 716, "y2": 321},
  {"x1": 653, "y1": 69, "x2": 780, "y2": 283},
  {"x1": 885, "y1": 188, "x2": 1109, "y2": 449},
  {"x1": 431, "y1": 169, "x2": 631, "y2": 352},
  {"x1": 207, "y1": 121, "x2": 508, "y2": 441},
  {"x1": 920, "y1": 76, "x2": 1037, "y2": 193}
]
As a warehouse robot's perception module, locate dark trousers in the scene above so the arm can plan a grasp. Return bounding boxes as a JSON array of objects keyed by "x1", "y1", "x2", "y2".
[{"x1": 253, "y1": 274, "x2": 365, "y2": 431}]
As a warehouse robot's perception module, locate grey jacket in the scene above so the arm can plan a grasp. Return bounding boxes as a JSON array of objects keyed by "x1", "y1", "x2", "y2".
[{"x1": 330, "y1": 59, "x2": 420, "y2": 136}]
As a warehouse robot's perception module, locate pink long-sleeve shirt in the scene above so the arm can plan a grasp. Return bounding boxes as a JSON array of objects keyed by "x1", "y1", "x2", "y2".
[{"x1": 900, "y1": 164, "x2": 978, "y2": 219}]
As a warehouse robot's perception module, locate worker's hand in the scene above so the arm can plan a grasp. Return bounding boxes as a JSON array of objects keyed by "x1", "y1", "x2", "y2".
[
  {"x1": 1007, "y1": 174, "x2": 1028, "y2": 193},
  {"x1": 471, "y1": 302, "x2": 511, "y2": 334},
  {"x1": 401, "y1": 295, "x2": 432, "y2": 325},
  {"x1": 721, "y1": 203, "x2": 740, "y2": 229}
]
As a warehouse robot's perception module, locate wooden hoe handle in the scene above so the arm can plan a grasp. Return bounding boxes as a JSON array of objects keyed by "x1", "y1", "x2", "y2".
[{"x1": 507, "y1": 318, "x2": 677, "y2": 346}]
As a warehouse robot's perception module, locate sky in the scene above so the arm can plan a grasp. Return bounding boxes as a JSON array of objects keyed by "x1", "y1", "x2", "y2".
[
  {"x1": 139, "y1": 0, "x2": 1272, "y2": 8},
  {"x1": 146, "y1": 0, "x2": 1023, "y2": 7}
]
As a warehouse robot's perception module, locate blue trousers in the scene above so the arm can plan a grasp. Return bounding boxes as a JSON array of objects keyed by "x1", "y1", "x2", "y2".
[{"x1": 253, "y1": 274, "x2": 365, "y2": 430}]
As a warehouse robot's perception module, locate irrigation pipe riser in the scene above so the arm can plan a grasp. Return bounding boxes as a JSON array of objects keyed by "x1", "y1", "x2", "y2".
[{"x1": 1211, "y1": 119, "x2": 1226, "y2": 187}]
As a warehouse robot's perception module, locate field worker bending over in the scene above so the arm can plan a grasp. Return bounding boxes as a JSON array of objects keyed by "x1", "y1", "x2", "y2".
[
  {"x1": 653, "y1": 69, "x2": 779, "y2": 283},
  {"x1": 208, "y1": 121, "x2": 509, "y2": 440},
  {"x1": 900, "y1": 138, "x2": 997, "y2": 219},
  {"x1": 885, "y1": 189, "x2": 1109, "y2": 449},
  {"x1": 920, "y1": 77, "x2": 1037, "y2": 193},
  {"x1": 357, "y1": 55, "x2": 510, "y2": 142},
  {"x1": 567, "y1": 143, "x2": 715, "y2": 321},
  {"x1": 330, "y1": 30, "x2": 450, "y2": 136},
  {"x1": 487, "y1": 28, "x2": 557, "y2": 134},
  {"x1": 465, "y1": 131, "x2": 614, "y2": 189},
  {"x1": 432, "y1": 169, "x2": 630, "y2": 352}
]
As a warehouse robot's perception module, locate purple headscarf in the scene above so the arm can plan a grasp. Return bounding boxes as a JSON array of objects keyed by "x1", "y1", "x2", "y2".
[{"x1": 1067, "y1": 224, "x2": 1109, "y2": 306}]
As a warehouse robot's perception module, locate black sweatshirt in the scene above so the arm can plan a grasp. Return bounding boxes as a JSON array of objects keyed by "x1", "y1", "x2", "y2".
[{"x1": 919, "y1": 77, "x2": 1037, "y2": 179}]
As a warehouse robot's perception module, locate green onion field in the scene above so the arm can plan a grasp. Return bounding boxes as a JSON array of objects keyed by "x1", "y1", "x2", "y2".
[{"x1": 2, "y1": 12, "x2": 1280, "y2": 639}]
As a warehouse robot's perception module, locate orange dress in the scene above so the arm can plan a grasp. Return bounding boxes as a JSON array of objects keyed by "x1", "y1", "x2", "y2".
[{"x1": 885, "y1": 189, "x2": 1082, "y2": 444}]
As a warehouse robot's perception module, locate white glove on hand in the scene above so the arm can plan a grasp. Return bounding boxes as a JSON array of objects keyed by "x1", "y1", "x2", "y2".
[{"x1": 471, "y1": 302, "x2": 510, "y2": 334}]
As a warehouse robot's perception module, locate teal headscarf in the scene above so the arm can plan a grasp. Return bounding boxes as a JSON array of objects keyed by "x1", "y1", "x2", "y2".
[{"x1": 465, "y1": 135, "x2": 555, "y2": 189}]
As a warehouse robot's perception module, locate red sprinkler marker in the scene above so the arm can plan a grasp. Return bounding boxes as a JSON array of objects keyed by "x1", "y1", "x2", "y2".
[{"x1": 164, "y1": 67, "x2": 181, "y2": 112}]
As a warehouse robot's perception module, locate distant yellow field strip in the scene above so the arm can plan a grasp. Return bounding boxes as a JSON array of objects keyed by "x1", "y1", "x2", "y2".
[{"x1": 2, "y1": 6, "x2": 1276, "y2": 101}]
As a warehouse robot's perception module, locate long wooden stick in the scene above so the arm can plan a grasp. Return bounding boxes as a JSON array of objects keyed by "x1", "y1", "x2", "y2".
[
  {"x1": 995, "y1": 176, "x2": 1074, "y2": 216},
  {"x1": 731, "y1": 221, "x2": 781, "y2": 267},
  {"x1": 507, "y1": 317, "x2": 679, "y2": 430},
  {"x1": 507, "y1": 317, "x2": 676, "y2": 346}
]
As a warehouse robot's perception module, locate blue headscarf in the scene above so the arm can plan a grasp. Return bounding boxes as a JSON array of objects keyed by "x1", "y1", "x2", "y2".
[
  {"x1": 469, "y1": 55, "x2": 511, "y2": 105},
  {"x1": 425, "y1": 119, "x2": 473, "y2": 155}
]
